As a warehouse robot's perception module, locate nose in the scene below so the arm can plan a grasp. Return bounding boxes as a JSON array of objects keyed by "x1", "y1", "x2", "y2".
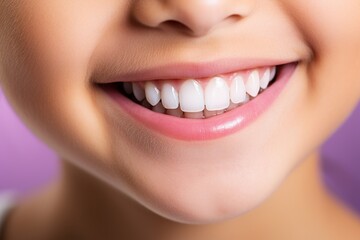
[{"x1": 131, "y1": 0, "x2": 253, "y2": 37}]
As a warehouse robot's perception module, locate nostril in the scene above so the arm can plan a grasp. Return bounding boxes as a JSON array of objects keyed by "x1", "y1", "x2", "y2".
[
  {"x1": 226, "y1": 14, "x2": 243, "y2": 23},
  {"x1": 160, "y1": 20, "x2": 194, "y2": 34}
]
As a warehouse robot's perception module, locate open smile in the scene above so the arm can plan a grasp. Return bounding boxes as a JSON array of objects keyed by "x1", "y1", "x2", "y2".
[{"x1": 97, "y1": 60, "x2": 298, "y2": 141}]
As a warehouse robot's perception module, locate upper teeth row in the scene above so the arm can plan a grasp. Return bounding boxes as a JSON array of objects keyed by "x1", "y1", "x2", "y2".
[{"x1": 124, "y1": 67, "x2": 276, "y2": 113}]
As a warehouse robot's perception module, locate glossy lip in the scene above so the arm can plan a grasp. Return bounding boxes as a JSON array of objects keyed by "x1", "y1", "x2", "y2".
[
  {"x1": 93, "y1": 58, "x2": 296, "y2": 83},
  {"x1": 100, "y1": 62, "x2": 298, "y2": 141}
]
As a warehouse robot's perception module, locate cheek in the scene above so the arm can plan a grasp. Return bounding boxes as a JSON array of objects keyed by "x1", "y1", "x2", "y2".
[
  {"x1": 281, "y1": 1, "x2": 360, "y2": 52},
  {"x1": 281, "y1": 0, "x2": 360, "y2": 120},
  {"x1": 0, "y1": 1, "x2": 124, "y2": 168}
]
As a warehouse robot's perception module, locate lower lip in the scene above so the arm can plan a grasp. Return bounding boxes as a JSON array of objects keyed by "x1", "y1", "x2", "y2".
[{"x1": 102, "y1": 63, "x2": 297, "y2": 141}]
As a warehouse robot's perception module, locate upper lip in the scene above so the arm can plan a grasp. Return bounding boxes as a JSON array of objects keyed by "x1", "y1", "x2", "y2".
[{"x1": 93, "y1": 58, "x2": 297, "y2": 84}]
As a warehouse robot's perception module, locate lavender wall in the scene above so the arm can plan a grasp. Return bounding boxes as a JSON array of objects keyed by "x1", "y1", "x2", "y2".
[
  {"x1": 0, "y1": 89, "x2": 359, "y2": 214},
  {"x1": 321, "y1": 104, "x2": 360, "y2": 214},
  {"x1": 0, "y1": 90, "x2": 58, "y2": 194}
]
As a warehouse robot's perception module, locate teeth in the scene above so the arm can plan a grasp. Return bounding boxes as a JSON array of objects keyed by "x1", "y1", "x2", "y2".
[
  {"x1": 230, "y1": 75, "x2": 247, "y2": 104},
  {"x1": 205, "y1": 77, "x2": 230, "y2": 111},
  {"x1": 123, "y1": 82, "x2": 133, "y2": 95},
  {"x1": 123, "y1": 66, "x2": 277, "y2": 118},
  {"x1": 270, "y1": 67, "x2": 276, "y2": 81},
  {"x1": 161, "y1": 83, "x2": 179, "y2": 109},
  {"x1": 145, "y1": 82, "x2": 161, "y2": 106},
  {"x1": 179, "y1": 80, "x2": 205, "y2": 112},
  {"x1": 133, "y1": 83, "x2": 145, "y2": 101},
  {"x1": 260, "y1": 68, "x2": 271, "y2": 89},
  {"x1": 246, "y1": 70, "x2": 260, "y2": 97}
]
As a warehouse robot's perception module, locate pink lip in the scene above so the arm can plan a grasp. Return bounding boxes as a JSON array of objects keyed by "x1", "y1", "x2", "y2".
[
  {"x1": 94, "y1": 58, "x2": 296, "y2": 83},
  {"x1": 101, "y1": 62, "x2": 297, "y2": 141}
]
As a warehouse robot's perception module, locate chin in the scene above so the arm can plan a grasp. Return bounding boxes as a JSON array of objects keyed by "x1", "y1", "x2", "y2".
[
  {"x1": 114, "y1": 163, "x2": 280, "y2": 225},
  {"x1": 137, "y1": 185, "x2": 270, "y2": 225}
]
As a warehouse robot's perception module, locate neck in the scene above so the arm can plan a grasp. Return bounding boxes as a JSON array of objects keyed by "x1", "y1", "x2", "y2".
[{"x1": 5, "y1": 152, "x2": 360, "y2": 240}]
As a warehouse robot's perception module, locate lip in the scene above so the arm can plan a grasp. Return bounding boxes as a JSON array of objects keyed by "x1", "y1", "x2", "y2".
[
  {"x1": 100, "y1": 62, "x2": 298, "y2": 141},
  {"x1": 94, "y1": 58, "x2": 297, "y2": 83}
]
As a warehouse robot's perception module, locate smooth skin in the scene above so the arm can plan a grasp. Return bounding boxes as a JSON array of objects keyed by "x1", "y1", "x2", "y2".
[{"x1": 0, "y1": 0, "x2": 360, "y2": 239}]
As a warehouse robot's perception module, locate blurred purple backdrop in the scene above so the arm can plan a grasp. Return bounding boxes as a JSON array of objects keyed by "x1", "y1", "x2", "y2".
[
  {"x1": 0, "y1": 89, "x2": 359, "y2": 214},
  {"x1": 0, "y1": 90, "x2": 58, "y2": 194}
]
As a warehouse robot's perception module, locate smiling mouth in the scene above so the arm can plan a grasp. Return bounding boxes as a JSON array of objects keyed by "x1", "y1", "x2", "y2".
[
  {"x1": 103, "y1": 65, "x2": 279, "y2": 119},
  {"x1": 98, "y1": 61, "x2": 297, "y2": 140}
]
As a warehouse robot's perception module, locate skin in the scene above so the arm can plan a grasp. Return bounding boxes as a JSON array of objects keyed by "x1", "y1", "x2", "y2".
[{"x1": 0, "y1": 0, "x2": 360, "y2": 239}]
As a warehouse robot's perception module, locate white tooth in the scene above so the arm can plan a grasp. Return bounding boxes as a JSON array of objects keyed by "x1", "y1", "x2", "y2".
[
  {"x1": 260, "y1": 68, "x2": 271, "y2": 89},
  {"x1": 123, "y1": 82, "x2": 133, "y2": 95},
  {"x1": 161, "y1": 83, "x2": 179, "y2": 109},
  {"x1": 205, "y1": 77, "x2": 230, "y2": 111},
  {"x1": 246, "y1": 70, "x2": 260, "y2": 97},
  {"x1": 179, "y1": 80, "x2": 205, "y2": 112},
  {"x1": 145, "y1": 82, "x2": 161, "y2": 106},
  {"x1": 230, "y1": 75, "x2": 247, "y2": 104},
  {"x1": 132, "y1": 83, "x2": 145, "y2": 101},
  {"x1": 270, "y1": 67, "x2": 276, "y2": 81}
]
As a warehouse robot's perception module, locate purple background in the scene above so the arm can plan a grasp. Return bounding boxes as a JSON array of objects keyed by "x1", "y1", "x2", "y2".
[
  {"x1": 0, "y1": 89, "x2": 359, "y2": 215},
  {"x1": 0, "y1": 90, "x2": 59, "y2": 194}
]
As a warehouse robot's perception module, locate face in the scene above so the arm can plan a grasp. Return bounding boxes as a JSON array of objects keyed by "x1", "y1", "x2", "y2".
[{"x1": 0, "y1": 0, "x2": 359, "y2": 224}]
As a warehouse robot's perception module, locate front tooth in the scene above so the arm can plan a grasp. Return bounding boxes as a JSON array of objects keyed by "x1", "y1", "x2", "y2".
[
  {"x1": 133, "y1": 83, "x2": 145, "y2": 101},
  {"x1": 145, "y1": 82, "x2": 161, "y2": 106},
  {"x1": 230, "y1": 75, "x2": 247, "y2": 104},
  {"x1": 260, "y1": 68, "x2": 271, "y2": 89},
  {"x1": 161, "y1": 83, "x2": 179, "y2": 109},
  {"x1": 246, "y1": 70, "x2": 260, "y2": 97},
  {"x1": 179, "y1": 80, "x2": 205, "y2": 112},
  {"x1": 270, "y1": 67, "x2": 276, "y2": 81},
  {"x1": 205, "y1": 77, "x2": 230, "y2": 111}
]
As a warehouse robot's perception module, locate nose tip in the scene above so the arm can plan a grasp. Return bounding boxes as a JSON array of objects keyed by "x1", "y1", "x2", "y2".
[{"x1": 131, "y1": 0, "x2": 250, "y2": 37}]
